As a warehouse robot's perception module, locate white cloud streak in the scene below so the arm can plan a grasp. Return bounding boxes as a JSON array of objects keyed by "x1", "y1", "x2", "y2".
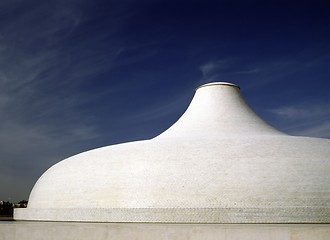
[
  {"x1": 199, "y1": 58, "x2": 263, "y2": 84},
  {"x1": 269, "y1": 102, "x2": 330, "y2": 138},
  {"x1": 232, "y1": 68, "x2": 261, "y2": 74},
  {"x1": 199, "y1": 51, "x2": 329, "y2": 92},
  {"x1": 269, "y1": 103, "x2": 330, "y2": 120},
  {"x1": 199, "y1": 59, "x2": 230, "y2": 80},
  {"x1": 0, "y1": 0, "x2": 105, "y2": 201}
]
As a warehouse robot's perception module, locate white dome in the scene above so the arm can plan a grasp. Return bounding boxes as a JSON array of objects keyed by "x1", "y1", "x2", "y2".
[{"x1": 15, "y1": 82, "x2": 330, "y2": 223}]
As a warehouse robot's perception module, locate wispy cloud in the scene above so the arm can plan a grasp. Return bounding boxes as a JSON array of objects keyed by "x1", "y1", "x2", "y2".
[
  {"x1": 0, "y1": 0, "x2": 168, "y2": 200},
  {"x1": 0, "y1": 0, "x2": 105, "y2": 200},
  {"x1": 231, "y1": 68, "x2": 261, "y2": 75},
  {"x1": 200, "y1": 62, "x2": 219, "y2": 78},
  {"x1": 199, "y1": 58, "x2": 263, "y2": 84},
  {"x1": 199, "y1": 59, "x2": 230, "y2": 80},
  {"x1": 269, "y1": 102, "x2": 330, "y2": 138},
  {"x1": 198, "y1": 51, "x2": 329, "y2": 92},
  {"x1": 269, "y1": 103, "x2": 329, "y2": 120},
  {"x1": 294, "y1": 122, "x2": 330, "y2": 139}
]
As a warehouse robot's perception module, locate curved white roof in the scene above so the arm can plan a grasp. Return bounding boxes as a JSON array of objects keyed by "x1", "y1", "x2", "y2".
[{"x1": 15, "y1": 82, "x2": 330, "y2": 223}]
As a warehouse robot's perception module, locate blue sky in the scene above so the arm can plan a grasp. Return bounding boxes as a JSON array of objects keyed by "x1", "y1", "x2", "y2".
[{"x1": 0, "y1": 0, "x2": 329, "y2": 201}]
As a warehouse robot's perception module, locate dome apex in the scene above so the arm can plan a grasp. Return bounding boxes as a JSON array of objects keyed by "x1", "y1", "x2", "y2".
[
  {"x1": 195, "y1": 82, "x2": 240, "y2": 91},
  {"x1": 158, "y1": 81, "x2": 282, "y2": 139}
]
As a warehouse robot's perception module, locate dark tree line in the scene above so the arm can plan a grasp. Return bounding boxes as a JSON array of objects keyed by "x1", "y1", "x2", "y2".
[{"x1": 0, "y1": 200, "x2": 28, "y2": 217}]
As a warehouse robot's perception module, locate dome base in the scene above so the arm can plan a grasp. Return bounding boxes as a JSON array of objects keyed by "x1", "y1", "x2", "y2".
[{"x1": 14, "y1": 207, "x2": 330, "y2": 223}]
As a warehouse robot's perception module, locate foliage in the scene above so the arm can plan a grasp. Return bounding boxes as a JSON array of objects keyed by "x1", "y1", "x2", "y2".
[{"x1": 0, "y1": 200, "x2": 28, "y2": 217}]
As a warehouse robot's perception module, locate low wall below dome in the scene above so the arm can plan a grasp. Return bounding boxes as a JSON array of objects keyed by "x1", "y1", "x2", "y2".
[
  {"x1": 0, "y1": 222, "x2": 329, "y2": 240},
  {"x1": 14, "y1": 207, "x2": 330, "y2": 223}
]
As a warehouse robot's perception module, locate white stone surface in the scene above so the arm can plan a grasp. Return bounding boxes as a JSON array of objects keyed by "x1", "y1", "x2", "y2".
[
  {"x1": 14, "y1": 82, "x2": 330, "y2": 222},
  {"x1": 1, "y1": 222, "x2": 330, "y2": 240}
]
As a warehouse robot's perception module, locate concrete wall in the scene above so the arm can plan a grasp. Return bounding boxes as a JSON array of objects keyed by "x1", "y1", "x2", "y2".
[{"x1": 1, "y1": 222, "x2": 329, "y2": 240}]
